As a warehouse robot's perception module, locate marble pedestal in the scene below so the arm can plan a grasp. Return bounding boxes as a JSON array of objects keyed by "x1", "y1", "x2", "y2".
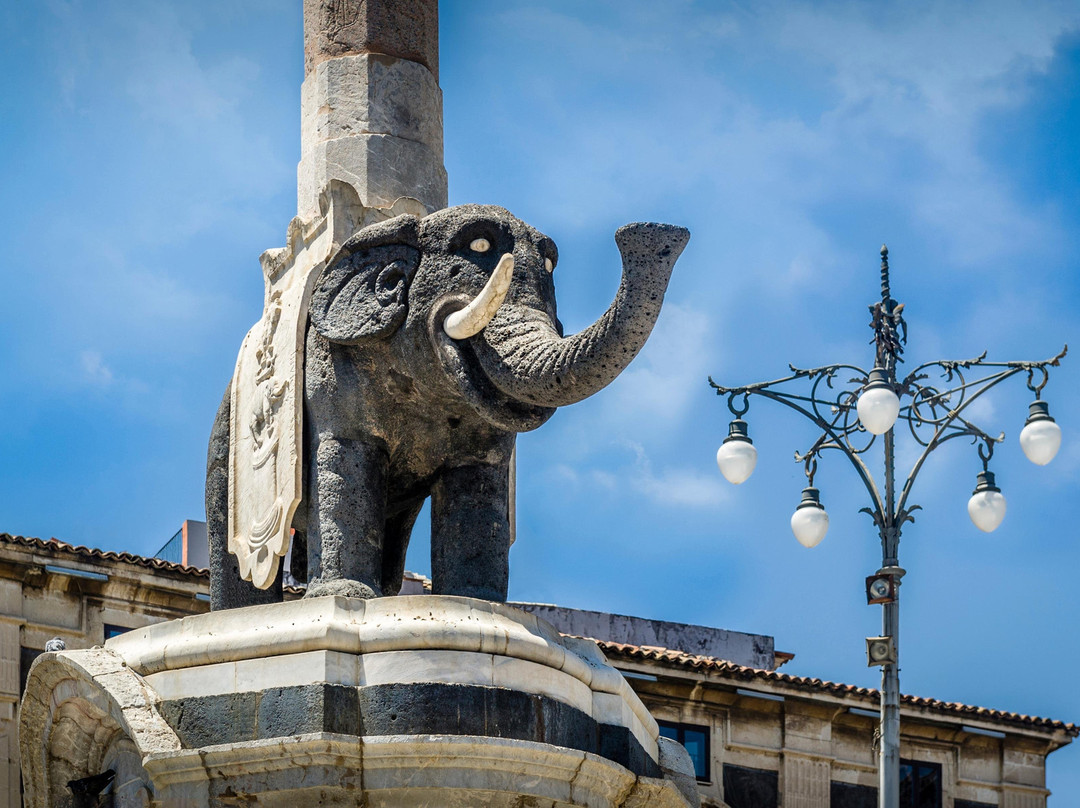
[{"x1": 20, "y1": 596, "x2": 698, "y2": 807}]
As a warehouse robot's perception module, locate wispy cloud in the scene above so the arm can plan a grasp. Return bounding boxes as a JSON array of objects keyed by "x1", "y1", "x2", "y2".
[
  {"x1": 79, "y1": 350, "x2": 113, "y2": 387},
  {"x1": 9, "y1": 0, "x2": 290, "y2": 401},
  {"x1": 478, "y1": 0, "x2": 1079, "y2": 288},
  {"x1": 621, "y1": 440, "x2": 727, "y2": 508},
  {"x1": 538, "y1": 439, "x2": 727, "y2": 509},
  {"x1": 599, "y1": 303, "x2": 715, "y2": 427}
]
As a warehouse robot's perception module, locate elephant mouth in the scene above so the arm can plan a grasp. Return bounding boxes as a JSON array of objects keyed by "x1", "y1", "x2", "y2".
[{"x1": 428, "y1": 296, "x2": 556, "y2": 433}]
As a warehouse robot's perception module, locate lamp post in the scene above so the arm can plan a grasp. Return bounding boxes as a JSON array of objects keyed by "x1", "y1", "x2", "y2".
[{"x1": 709, "y1": 246, "x2": 1066, "y2": 808}]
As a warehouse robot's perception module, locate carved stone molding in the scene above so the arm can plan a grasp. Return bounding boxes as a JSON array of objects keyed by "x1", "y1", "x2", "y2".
[{"x1": 229, "y1": 186, "x2": 426, "y2": 589}]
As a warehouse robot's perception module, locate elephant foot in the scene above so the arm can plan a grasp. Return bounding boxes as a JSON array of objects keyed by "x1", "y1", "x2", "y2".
[{"x1": 305, "y1": 578, "x2": 381, "y2": 599}]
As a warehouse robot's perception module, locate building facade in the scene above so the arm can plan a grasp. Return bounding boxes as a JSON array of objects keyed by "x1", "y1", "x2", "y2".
[
  {"x1": 517, "y1": 603, "x2": 1075, "y2": 808},
  {"x1": 2, "y1": 532, "x2": 1073, "y2": 807},
  {"x1": 602, "y1": 641, "x2": 1072, "y2": 808}
]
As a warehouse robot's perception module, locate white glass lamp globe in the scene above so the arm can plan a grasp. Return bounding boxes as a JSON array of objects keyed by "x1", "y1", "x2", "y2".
[
  {"x1": 716, "y1": 419, "x2": 757, "y2": 484},
  {"x1": 967, "y1": 471, "x2": 1006, "y2": 533},
  {"x1": 1019, "y1": 401, "x2": 1062, "y2": 466},
  {"x1": 857, "y1": 369, "x2": 901, "y2": 435},
  {"x1": 791, "y1": 487, "x2": 829, "y2": 548}
]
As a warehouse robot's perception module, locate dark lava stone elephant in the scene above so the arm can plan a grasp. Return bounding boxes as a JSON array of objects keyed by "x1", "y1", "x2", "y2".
[{"x1": 207, "y1": 204, "x2": 689, "y2": 609}]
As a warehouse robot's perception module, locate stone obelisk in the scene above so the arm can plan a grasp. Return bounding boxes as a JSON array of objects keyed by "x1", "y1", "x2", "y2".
[{"x1": 298, "y1": 0, "x2": 447, "y2": 217}]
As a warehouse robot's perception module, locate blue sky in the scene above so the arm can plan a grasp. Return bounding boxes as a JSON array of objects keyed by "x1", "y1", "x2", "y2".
[{"x1": 3, "y1": 0, "x2": 1080, "y2": 799}]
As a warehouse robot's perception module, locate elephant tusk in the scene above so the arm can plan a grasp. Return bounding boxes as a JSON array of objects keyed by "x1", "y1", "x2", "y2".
[{"x1": 443, "y1": 253, "x2": 515, "y2": 340}]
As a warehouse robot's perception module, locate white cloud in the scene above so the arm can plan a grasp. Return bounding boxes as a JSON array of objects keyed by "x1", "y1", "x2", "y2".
[
  {"x1": 550, "y1": 464, "x2": 579, "y2": 485},
  {"x1": 537, "y1": 437, "x2": 727, "y2": 509},
  {"x1": 600, "y1": 303, "x2": 714, "y2": 426},
  {"x1": 632, "y1": 465, "x2": 727, "y2": 508},
  {"x1": 590, "y1": 469, "x2": 618, "y2": 491},
  {"x1": 960, "y1": 393, "x2": 998, "y2": 426},
  {"x1": 79, "y1": 350, "x2": 113, "y2": 387},
  {"x1": 621, "y1": 440, "x2": 727, "y2": 508},
  {"x1": 480, "y1": 0, "x2": 1080, "y2": 296},
  {"x1": 44, "y1": 0, "x2": 287, "y2": 210}
]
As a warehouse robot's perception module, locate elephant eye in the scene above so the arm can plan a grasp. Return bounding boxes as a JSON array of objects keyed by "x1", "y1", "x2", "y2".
[
  {"x1": 470, "y1": 238, "x2": 491, "y2": 253},
  {"x1": 544, "y1": 257, "x2": 554, "y2": 273}
]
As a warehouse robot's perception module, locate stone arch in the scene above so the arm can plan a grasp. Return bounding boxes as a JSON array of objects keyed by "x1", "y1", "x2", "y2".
[{"x1": 19, "y1": 648, "x2": 178, "y2": 808}]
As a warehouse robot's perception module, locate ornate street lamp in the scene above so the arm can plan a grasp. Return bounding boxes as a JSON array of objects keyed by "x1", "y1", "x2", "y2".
[{"x1": 709, "y1": 246, "x2": 1066, "y2": 808}]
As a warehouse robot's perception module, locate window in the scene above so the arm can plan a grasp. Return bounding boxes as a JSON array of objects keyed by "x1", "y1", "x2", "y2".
[
  {"x1": 657, "y1": 720, "x2": 710, "y2": 781},
  {"x1": 900, "y1": 760, "x2": 942, "y2": 808},
  {"x1": 829, "y1": 762, "x2": 942, "y2": 808},
  {"x1": 104, "y1": 624, "x2": 132, "y2": 640},
  {"x1": 155, "y1": 528, "x2": 184, "y2": 564},
  {"x1": 900, "y1": 761, "x2": 941, "y2": 807},
  {"x1": 830, "y1": 781, "x2": 877, "y2": 808},
  {"x1": 723, "y1": 763, "x2": 778, "y2": 808}
]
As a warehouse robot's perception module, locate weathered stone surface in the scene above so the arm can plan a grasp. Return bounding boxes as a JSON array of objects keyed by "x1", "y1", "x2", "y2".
[
  {"x1": 782, "y1": 752, "x2": 830, "y2": 808},
  {"x1": 297, "y1": 53, "x2": 447, "y2": 218},
  {"x1": 658, "y1": 736, "x2": 702, "y2": 808},
  {"x1": 258, "y1": 683, "x2": 360, "y2": 737},
  {"x1": 139, "y1": 734, "x2": 692, "y2": 807},
  {"x1": 23, "y1": 598, "x2": 696, "y2": 807},
  {"x1": 227, "y1": 258, "x2": 306, "y2": 591},
  {"x1": 304, "y1": 0, "x2": 439, "y2": 79},
  {"x1": 208, "y1": 381, "x2": 284, "y2": 607},
  {"x1": 19, "y1": 648, "x2": 178, "y2": 808},
  {"x1": 145, "y1": 649, "x2": 359, "y2": 700},
  {"x1": 106, "y1": 595, "x2": 660, "y2": 759},
  {"x1": 0, "y1": 622, "x2": 18, "y2": 699},
  {"x1": 298, "y1": 127, "x2": 448, "y2": 219},
  {"x1": 600, "y1": 724, "x2": 656, "y2": 779},
  {"x1": 161, "y1": 692, "x2": 256, "y2": 748},
  {"x1": 219, "y1": 189, "x2": 425, "y2": 600},
  {"x1": 473, "y1": 220, "x2": 690, "y2": 409},
  {"x1": 300, "y1": 53, "x2": 443, "y2": 155},
  {"x1": 356, "y1": 683, "x2": 597, "y2": 751},
  {"x1": 212, "y1": 204, "x2": 687, "y2": 607},
  {"x1": 515, "y1": 601, "x2": 777, "y2": 670}
]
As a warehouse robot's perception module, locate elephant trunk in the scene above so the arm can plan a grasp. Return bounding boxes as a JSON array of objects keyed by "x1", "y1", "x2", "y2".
[{"x1": 472, "y1": 223, "x2": 689, "y2": 409}]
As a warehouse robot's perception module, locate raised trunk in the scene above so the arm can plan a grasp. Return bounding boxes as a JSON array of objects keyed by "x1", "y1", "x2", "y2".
[{"x1": 473, "y1": 222, "x2": 689, "y2": 408}]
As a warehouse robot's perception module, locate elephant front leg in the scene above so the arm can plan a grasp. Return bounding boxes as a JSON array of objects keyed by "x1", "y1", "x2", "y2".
[
  {"x1": 306, "y1": 435, "x2": 389, "y2": 599},
  {"x1": 431, "y1": 463, "x2": 511, "y2": 602}
]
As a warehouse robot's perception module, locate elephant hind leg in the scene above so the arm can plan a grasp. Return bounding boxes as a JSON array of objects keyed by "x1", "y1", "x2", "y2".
[
  {"x1": 381, "y1": 500, "x2": 424, "y2": 596},
  {"x1": 207, "y1": 381, "x2": 284, "y2": 610}
]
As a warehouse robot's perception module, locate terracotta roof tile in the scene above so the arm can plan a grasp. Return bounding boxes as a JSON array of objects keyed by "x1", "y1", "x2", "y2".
[
  {"x1": 0, "y1": 533, "x2": 208, "y2": 578},
  {"x1": 597, "y1": 639, "x2": 1077, "y2": 737}
]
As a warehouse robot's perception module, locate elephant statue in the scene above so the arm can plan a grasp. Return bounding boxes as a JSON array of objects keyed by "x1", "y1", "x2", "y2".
[{"x1": 206, "y1": 204, "x2": 689, "y2": 609}]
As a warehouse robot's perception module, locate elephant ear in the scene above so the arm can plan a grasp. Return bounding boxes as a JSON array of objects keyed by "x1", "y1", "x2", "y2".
[{"x1": 310, "y1": 214, "x2": 422, "y2": 344}]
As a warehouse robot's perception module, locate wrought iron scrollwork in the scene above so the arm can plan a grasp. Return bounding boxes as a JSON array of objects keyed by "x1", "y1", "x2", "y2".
[{"x1": 708, "y1": 244, "x2": 1067, "y2": 550}]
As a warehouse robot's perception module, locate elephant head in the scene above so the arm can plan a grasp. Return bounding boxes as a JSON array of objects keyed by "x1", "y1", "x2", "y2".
[{"x1": 309, "y1": 204, "x2": 690, "y2": 432}]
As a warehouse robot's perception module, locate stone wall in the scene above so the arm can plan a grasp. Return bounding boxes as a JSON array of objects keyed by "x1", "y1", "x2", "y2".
[{"x1": 513, "y1": 602, "x2": 777, "y2": 671}]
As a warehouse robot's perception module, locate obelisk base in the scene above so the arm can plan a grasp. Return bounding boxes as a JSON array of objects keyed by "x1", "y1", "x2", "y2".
[{"x1": 20, "y1": 596, "x2": 699, "y2": 807}]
